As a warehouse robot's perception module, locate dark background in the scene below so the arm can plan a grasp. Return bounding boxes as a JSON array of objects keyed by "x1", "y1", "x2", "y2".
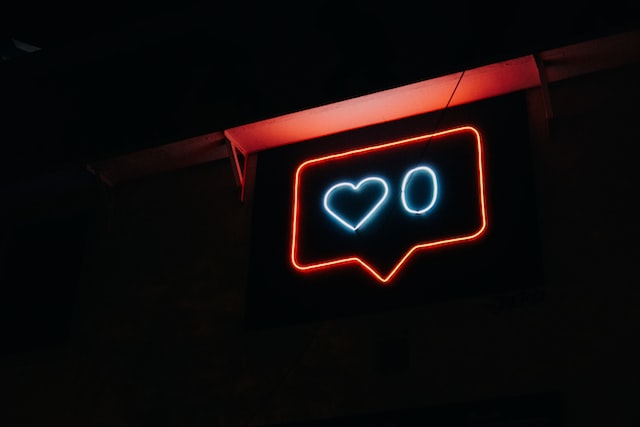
[{"x1": 1, "y1": 2, "x2": 639, "y2": 426}]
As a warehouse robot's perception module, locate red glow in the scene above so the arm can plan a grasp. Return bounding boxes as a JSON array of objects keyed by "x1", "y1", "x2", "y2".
[
  {"x1": 290, "y1": 126, "x2": 488, "y2": 284},
  {"x1": 224, "y1": 55, "x2": 538, "y2": 201},
  {"x1": 230, "y1": 144, "x2": 246, "y2": 187},
  {"x1": 224, "y1": 55, "x2": 538, "y2": 155},
  {"x1": 229, "y1": 144, "x2": 249, "y2": 200}
]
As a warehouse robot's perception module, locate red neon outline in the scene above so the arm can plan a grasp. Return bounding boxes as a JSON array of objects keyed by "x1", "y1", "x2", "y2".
[{"x1": 290, "y1": 125, "x2": 488, "y2": 284}]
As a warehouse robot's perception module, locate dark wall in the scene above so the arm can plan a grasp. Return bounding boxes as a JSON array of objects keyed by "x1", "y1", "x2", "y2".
[
  {"x1": 1, "y1": 2, "x2": 640, "y2": 419},
  {"x1": 1, "y1": 59, "x2": 639, "y2": 426}
]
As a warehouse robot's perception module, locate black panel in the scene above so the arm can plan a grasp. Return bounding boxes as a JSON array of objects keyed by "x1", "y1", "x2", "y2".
[{"x1": 245, "y1": 92, "x2": 543, "y2": 329}]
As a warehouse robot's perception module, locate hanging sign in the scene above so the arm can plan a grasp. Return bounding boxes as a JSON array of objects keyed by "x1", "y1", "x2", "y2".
[
  {"x1": 290, "y1": 125, "x2": 487, "y2": 284},
  {"x1": 244, "y1": 93, "x2": 542, "y2": 329}
]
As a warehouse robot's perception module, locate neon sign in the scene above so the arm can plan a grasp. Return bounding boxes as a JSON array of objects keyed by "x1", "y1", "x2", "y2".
[
  {"x1": 291, "y1": 125, "x2": 488, "y2": 285},
  {"x1": 400, "y1": 166, "x2": 438, "y2": 215},
  {"x1": 322, "y1": 166, "x2": 439, "y2": 232},
  {"x1": 244, "y1": 92, "x2": 543, "y2": 329},
  {"x1": 323, "y1": 177, "x2": 390, "y2": 231}
]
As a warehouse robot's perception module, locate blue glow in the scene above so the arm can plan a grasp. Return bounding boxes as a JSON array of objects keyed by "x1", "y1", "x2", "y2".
[
  {"x1": 323, "y1": 176, "x2": 390, "y2": 231},
  {"x1": 401, "y1": 166, "x2": 438, "y2": 214}
]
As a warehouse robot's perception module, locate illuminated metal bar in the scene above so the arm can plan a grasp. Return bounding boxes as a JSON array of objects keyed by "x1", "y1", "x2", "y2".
[{"x1": 224, "y1": 55, "x2": 541, "y2": 201}]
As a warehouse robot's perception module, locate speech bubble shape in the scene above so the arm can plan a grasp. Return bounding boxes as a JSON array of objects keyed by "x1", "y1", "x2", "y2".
[{"x1": 290, "y1": 125, "x2": 488, "y2": 285}]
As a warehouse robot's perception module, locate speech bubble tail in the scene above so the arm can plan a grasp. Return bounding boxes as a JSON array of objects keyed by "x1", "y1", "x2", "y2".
[{"x1": 356, "y1": 225, "x2": 489, "y2": 284}]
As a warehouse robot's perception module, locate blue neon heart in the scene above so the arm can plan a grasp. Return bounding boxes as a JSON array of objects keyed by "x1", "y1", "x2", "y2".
[{"x1": 323, "y1": 177, "x2": 389, "y2": 231}]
